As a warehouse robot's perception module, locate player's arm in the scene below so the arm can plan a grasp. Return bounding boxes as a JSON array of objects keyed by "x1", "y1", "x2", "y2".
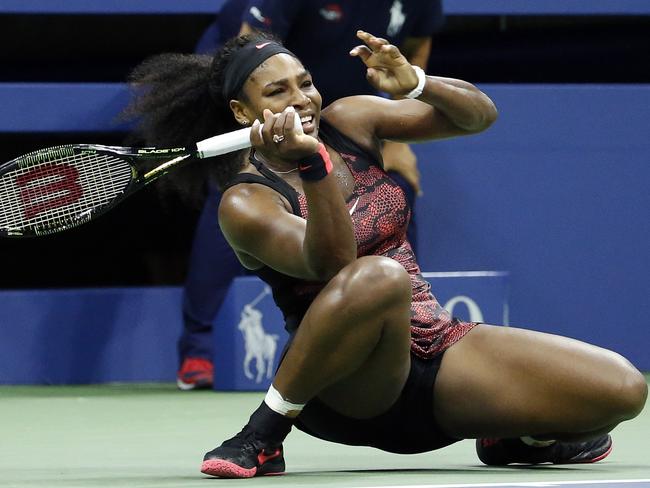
[
  {"x1": 219, "y1": 185, "x2": 305, "y2": 277},
  {"x1": 219, "y1": 182, "x2": 355, "y2": 282},
  {"x1": 219, "y1": 110, "x2": 356, "y2": 282},
  {"x1": 346, "y1": 31, "x2": 497, "y2": 142}
]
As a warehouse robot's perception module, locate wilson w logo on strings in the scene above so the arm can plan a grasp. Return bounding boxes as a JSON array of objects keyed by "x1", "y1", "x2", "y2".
[{"x1": 16, "y1": 164, "x2": 83, "y2": 220}]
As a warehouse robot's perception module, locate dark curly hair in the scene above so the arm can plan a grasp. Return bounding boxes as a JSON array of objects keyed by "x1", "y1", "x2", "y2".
[{"x1": 122, "y1": 31, "x2": 280, "y2": 208}]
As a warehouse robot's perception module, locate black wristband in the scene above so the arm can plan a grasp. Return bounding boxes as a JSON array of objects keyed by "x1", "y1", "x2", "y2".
[{"x1": 298, "y1": 143, "x2": 333, "y2": 181}]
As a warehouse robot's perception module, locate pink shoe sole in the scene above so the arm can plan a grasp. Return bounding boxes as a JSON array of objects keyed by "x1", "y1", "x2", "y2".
[
  {"x1": 201, "y1": 459, "x2": 257, "y2": 478},
  {"x1": 200, "y1": 459, "x2": 286, "y2": 478}
]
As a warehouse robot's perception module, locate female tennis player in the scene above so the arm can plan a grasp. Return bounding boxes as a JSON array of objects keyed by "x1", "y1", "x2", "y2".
[{"x1": 126, "y1": 30, "x2": 647, "y2": 478}]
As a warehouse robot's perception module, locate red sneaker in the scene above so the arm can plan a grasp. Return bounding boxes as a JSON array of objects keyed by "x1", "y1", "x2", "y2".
[{"x1": 177, "y1": 357, "x2": 214, "y2": 390}]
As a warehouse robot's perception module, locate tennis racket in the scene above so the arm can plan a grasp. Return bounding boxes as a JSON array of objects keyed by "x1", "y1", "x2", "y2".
[{"x1": 0, "y1": 115, "x2": 299, "y2": 238}]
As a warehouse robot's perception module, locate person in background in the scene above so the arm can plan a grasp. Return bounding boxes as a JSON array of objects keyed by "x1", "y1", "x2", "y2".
[{"x1": 178, "y1": 0, "x2": 443, "y2": 390}]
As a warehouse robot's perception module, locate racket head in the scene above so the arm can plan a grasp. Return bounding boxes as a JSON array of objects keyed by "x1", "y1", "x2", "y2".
[{"x1": 0, "y1": 144, "x2": 141, "y2": 238}]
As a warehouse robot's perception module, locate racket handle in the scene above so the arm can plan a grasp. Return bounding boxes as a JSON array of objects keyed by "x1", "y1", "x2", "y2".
[
  {"x1": 196, "y1": 127, "x2": 251, "y2": 158},
  {"x1": 196, "y1": 112, "x2": 303, "y2": 158}
]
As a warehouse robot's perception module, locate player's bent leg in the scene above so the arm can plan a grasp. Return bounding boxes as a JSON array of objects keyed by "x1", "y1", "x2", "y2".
[
  {"x1": 202, "y1": 256, "x2": 414, "y2": 477},
  {"x1": 274, "y1": 255, "x2": 413, "y2": 418},
  {"x1": 433, "y1": 324, "x2": 646, "y2": 438},
  {"x1": 432, "y1": 324, "x2": 647, "y2": 465}
]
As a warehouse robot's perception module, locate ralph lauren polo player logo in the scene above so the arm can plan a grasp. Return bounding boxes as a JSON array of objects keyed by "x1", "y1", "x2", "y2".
[
  {"x1": 319, "y1": 4, "x2": 343, "y2": 22},
  {"x1": 237, "y1": 286, "x2": 279, "y2": 384}
]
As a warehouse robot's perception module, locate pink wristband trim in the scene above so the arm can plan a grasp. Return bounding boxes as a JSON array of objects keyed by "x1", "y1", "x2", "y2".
[{"x1": 317, "y1": 143, "x2": 333, "y2": 174}]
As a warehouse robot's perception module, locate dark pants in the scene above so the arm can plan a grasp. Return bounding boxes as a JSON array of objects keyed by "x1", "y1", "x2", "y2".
[{"x1": 177, "y1": 190, "x2": 244, "y2": 363}]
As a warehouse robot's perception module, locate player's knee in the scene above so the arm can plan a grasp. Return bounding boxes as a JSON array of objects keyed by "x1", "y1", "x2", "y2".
[
  {"x1": 336, "y1": 256, "x2": 411, "y2": 305},
  {"x1": 614, "y1": 366, "x2": 648, "y2": 420},
  {"x1": 602, "y1": 358, "x2": 648, "y2": 422}
]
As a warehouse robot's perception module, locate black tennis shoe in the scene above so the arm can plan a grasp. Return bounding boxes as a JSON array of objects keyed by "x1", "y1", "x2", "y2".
[
  {"x1": 201, "y1": 424, "x2": 285, "y2": 478},
  {"x1": 476, "y1": 434, "x2": 613, "y2": 465}
]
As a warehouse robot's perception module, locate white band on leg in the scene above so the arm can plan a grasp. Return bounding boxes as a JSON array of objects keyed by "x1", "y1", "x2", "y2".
[{"x1": 264, "y1": 384, "x2": 305, "y2": 418}]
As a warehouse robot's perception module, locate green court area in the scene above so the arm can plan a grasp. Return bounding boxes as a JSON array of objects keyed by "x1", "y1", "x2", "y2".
[{"x1": 1, "y1": 377, "x2": 648, "y2": 488}]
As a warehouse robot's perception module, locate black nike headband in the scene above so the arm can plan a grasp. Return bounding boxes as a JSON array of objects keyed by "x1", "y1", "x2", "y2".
[{"x1": 222, "y1": 40, "x2": 297, "y2": 100}]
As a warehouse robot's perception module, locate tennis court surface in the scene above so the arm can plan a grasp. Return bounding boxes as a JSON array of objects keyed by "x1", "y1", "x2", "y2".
[{"x1": 1, "y1": 380, "x2": 648, "y2": 488}]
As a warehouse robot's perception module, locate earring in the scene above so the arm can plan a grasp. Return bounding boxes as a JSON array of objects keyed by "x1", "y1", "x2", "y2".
[{"x1": 241, "y1": 119, "x2": 250, "y2": 126}]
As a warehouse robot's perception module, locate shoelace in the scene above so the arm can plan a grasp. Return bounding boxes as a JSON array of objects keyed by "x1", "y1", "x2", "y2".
[{"x1": 221, "y1": 425, "x2": 272, "y2": 455}]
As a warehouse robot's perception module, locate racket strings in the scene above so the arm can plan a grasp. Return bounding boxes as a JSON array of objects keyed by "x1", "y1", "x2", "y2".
[{"x1": 0, "y1": 151, "x2": 132, "y2": 233}]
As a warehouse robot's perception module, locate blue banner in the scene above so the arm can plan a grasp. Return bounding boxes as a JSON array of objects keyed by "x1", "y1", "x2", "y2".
[{"x1": 212, "y1": 273, "x2": 508, "y2": 391}]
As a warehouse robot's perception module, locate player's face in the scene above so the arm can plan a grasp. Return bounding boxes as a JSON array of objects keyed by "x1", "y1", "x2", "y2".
[{"x1": 242, "y1": 54, "x2": 322, "y2": 137}]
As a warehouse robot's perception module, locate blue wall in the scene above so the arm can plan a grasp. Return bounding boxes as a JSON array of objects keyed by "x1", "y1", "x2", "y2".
[
  {"x1": 0, "y1": 287, "x2": 180, "y2": 384},
  {"x1": 414, "y1": 85, "x2": 649, "y2": 363},
  {"x1": 0, "y1": 84, "x2": 648, "y2": 372},
  {"x1": 1, "y1": 83, "x2": 130, "y2": 132},
  {"x1": 0, "y1": 274, "x2": 509, "y2": 385}
]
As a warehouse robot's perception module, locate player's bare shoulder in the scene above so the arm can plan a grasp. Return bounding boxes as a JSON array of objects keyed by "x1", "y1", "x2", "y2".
[
  {"x1": 322, "y1": 95, "x2": 387, "y2": 152},
  {"x1": 218, "y1": 180, "x2": 293, "y2": 241},
  {"x1": 220, "y1": 182, "x2": 285, "y2": 222},
  {"x1": 322, "y1": 95, "x2": 383, "y2": 126}
]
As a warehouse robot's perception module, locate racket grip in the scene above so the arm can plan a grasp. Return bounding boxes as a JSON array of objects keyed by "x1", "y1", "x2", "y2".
[
  {"x1": 196, "y1": 127, "x2": 251, "y2": 158},
  {"x1": 196, "y1": 112, "x2": 302, "y2": 158}
]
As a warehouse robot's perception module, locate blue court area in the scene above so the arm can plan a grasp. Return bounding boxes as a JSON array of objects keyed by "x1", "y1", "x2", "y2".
[{"x1": 1, "y1": 382, "x2": 648, "y2": 488}]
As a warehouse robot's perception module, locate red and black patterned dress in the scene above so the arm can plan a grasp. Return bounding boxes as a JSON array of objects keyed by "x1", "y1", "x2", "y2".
[
  {"x1": 225, "y1": 116, "x2": 475, "y2": 360},
  {"x1": 225, "y1": 116, "x2": 471, "y2": 453}
]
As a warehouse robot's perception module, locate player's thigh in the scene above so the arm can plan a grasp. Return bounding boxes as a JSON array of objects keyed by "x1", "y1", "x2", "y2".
[
  {"x1": 432, "y1": 324, "x2": 646, "y2": 439},
  {"x1": 316, "y1": 319, "x2": 412, "y2": 419},
  {"x1": 297, "y1": 256, "x2": 413, "y2": 418}
]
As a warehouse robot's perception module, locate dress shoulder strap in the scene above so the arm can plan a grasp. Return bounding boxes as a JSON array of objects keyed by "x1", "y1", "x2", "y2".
[{"x1": 221, "y1": 156, "x2": 302, "y2": 216}]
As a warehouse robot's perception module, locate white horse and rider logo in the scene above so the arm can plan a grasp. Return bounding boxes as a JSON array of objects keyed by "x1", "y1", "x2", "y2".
[{"x1": 237, "y1": 286, "x2": 280, "y2": 383}]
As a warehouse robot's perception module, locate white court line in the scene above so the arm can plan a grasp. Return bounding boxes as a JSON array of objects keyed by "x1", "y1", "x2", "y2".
[
  {"x1": 421, "y1": 271, "x2": 509, "y2": 278},
  {"x1": 356, "y1": 479, "x2": 650, "y2": 488}
]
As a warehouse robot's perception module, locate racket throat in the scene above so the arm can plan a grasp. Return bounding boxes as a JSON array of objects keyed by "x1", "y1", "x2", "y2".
[{"x1": 142, "y1": 153, "x2": 193, "y2": 184}]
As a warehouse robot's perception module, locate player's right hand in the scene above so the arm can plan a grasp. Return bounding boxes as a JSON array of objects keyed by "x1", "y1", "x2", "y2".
[{"x1": 251, "y1": 106, "x2": 319, "y2": 161}]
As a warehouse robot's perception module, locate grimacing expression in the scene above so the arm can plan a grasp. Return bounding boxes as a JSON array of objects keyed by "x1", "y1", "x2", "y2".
[{"x1": 241, "y1": 53, "x2": 322, "y2": 137}]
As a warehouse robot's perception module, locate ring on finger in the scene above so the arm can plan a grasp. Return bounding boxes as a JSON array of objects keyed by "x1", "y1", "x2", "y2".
[{"x1": 272, "y1": 134, "x2": 285, "y2": 143}]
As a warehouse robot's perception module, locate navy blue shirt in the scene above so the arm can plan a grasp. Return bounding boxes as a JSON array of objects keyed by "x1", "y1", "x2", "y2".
[{"x1": 214, "y1": 0, "x2": 444, "y2": 105}]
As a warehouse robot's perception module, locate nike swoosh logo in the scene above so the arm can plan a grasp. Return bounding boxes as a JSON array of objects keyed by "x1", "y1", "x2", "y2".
[
  {"x1": 257, "y1": 448, "x2": 282, "y2": 465},
  {"x1": 349, "y1": 197, "x2": 360, "y2": 216},
  {"x1": 256, "y1": 42, "x2": 272, "y2": 49},
  {"x1": 299, "y1": 164, "x2": 312, "y2": 171}
]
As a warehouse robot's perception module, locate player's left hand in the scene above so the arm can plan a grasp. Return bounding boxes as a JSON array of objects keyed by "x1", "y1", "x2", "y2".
[{"x1": 350, "y1": 30, "x2": 420, "y2": 98}]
